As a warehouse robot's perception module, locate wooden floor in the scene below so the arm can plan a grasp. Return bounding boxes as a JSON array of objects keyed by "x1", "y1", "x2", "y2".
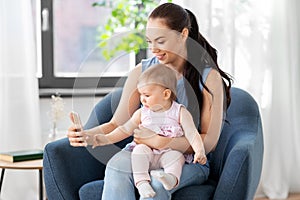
[{"x1": 255, "y1": 193, "x2": 300, "y2": 200}]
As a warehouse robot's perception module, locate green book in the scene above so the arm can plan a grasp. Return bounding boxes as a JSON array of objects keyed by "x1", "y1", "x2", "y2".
[{"x1": 0, "y1": 149, "x2": 43, "y2": 162}]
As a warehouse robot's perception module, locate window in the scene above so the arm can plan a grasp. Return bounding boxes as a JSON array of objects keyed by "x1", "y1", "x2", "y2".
[{"x1": 39, "y1": 0, "x2": 136, "y2": 91}]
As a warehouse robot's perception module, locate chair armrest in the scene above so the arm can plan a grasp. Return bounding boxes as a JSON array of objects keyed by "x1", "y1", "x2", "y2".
[
  {"x1": 43, "y1": 88, "x2": 125, "y2": 199},
  {"x1": 43, "y1": 138, "x2": 105, "y2": 200},
  {"x1": 43, "y1": 136, "x2": 133, "y2": 200},
  {"x1": 213, "y1": 129, "x2": 263, "y2": 200}
]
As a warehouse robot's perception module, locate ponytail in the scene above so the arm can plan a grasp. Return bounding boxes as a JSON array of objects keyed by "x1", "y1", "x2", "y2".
[{"x1": 185, "y1": 8, "x2": 232, "y2": 108}]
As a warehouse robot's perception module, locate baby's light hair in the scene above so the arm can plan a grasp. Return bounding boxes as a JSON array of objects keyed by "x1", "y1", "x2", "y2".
[{"x1": 138, "y1": 64, "x2": 177, "y2": 101}]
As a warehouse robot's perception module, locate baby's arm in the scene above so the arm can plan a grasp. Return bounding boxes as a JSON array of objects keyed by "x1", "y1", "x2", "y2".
[
  {"x1": 90, "y1": 109, "x2": 141, "y2": 147},
  {"x1": 180, "y1": 107, "x2": 207, "y2": 164}
]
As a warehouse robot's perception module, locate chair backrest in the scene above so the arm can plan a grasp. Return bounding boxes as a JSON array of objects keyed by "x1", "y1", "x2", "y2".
[{"x1": 208, "y1": 87, "x2": 263, "y2": 180}]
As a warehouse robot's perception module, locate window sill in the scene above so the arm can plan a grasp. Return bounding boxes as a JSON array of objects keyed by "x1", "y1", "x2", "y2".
[{"x1": 39, "y1": 87, "x2": 118, "y2": 98}]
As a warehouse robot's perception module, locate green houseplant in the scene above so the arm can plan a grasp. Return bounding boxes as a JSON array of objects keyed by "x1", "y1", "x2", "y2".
[{"x1": 93, "y1": 0, "x2": 172, "y2": 61}]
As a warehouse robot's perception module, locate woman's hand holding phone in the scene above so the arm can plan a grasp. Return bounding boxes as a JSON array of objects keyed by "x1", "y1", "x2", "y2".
[{"x1": 67, "y1": 111, "x2": 87, "y2": 147}]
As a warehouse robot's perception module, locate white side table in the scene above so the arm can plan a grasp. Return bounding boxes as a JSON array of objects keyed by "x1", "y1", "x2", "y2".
[{"x1": 0, "y1": 159, "x2": 43, "y2": 200}]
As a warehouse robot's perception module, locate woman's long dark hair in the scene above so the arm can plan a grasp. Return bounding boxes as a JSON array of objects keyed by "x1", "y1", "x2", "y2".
[{"x1": 149, "y1": 3, "x2": 232, "y2": 128}]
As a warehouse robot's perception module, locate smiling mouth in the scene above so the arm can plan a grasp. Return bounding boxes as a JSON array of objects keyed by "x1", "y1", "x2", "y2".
[{"x1": 155, "y1": 53, "x2": 166, "y2": 60}]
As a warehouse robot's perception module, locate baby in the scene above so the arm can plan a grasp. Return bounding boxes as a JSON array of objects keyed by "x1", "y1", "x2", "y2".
[{"x1": 84, "y1": 64, "x2": 207, "y2": 198}]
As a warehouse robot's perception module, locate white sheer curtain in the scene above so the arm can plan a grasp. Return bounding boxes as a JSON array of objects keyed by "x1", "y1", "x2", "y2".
[
  {"x1": 0, "y1": 1, "x2": 42, "y2": 200},
  {"x1": 175, "y1": 0, "x2": 300, "y2": 198},
  {"x1": 259, "y1": 0, "x2": 300, "y2": 198}
]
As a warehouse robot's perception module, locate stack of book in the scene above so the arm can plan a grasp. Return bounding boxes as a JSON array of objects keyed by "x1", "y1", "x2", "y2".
[{"x1": 0, "y1": 149, "x2": 43, "y2": 162}]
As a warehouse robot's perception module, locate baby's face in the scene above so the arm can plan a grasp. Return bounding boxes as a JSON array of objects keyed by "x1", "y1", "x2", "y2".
[{"x1": 138, "y1": 84, "x2": 170, "y2": 112}]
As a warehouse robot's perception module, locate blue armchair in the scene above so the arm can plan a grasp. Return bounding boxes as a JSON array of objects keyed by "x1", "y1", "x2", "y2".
[{"x1": 43, "y1": 87, "x2": 263, "y2": 200}]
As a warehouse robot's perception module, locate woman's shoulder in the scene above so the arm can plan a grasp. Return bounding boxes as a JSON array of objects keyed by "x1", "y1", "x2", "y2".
[
  {"x1": 205, "y1": 68, "x2": 223, "y2": 87},
  {"x1": 127, "y1": 63, "x2": 142, "y2": 80},
  {"x1": 141, "y1": 57, "x2": 159, "y2": 72},
  {"x1": 197, "y1": 67, "x2": 221, "y2": 89}
]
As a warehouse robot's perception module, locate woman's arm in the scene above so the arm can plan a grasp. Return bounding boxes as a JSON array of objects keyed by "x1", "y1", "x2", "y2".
[
  {"x1": 67, "y1": 64, "x2": 142, "y2": 147},
  {"x1": 134, "y1": 127, "x2": 193, "y2": 154},
  {"x1": 110, "y1": 64, "x2": 142, "y2": 126},
  {"x1": 200, "y1": 69, "x2": 225, "y2": 153}
]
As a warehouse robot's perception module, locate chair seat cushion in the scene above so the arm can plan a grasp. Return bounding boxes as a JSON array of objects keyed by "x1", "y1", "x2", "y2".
[
  {"x1": 79, "y1": 179, "x2": 217, "y2": 200},
  {"x1": 79, "y1": 180, "x2": 103, "y2": 200},
  {"x1": 172, "y1": 180, "x2": 217, "y2": 200}
]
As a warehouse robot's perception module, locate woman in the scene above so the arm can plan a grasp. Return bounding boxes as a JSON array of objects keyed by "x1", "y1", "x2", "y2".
[{"x1": 68, "y1": 3, "x2": 232, "y2": 199}]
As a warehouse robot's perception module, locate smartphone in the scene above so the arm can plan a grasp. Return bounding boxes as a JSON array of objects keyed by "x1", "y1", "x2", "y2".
[{"x1": 70, "y1": 111, "x2": 83, "y2": 131}]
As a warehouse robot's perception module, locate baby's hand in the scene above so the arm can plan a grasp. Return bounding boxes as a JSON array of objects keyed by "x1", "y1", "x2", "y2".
[
  {"x1": 193, "y1": 151, "x2": 207, "y2": 165},
  {"x1": 93, "y1": 134, "x2": 110, "y2": 148},
  {"x1": 82, "y1": 130, "x2": 94, "y2": 146}
]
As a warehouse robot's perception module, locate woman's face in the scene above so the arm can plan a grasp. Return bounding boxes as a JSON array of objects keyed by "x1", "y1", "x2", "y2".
[{"x1": 146, "y1": 18, "x2": 187, "y2": 71}]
